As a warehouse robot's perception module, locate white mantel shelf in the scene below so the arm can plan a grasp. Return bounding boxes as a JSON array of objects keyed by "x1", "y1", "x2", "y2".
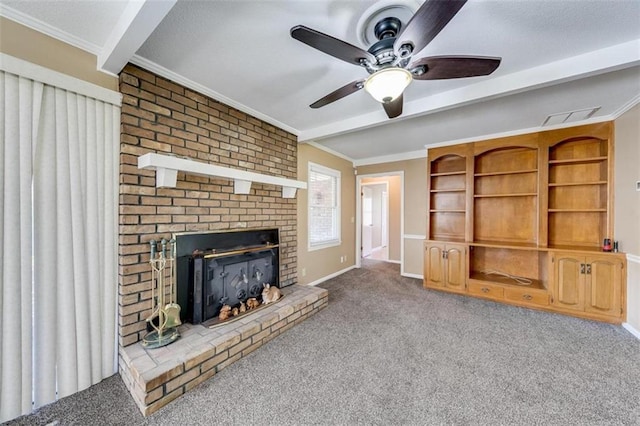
[{"x1": 137, "y1": 153, "x2": 307, "y2": 198}]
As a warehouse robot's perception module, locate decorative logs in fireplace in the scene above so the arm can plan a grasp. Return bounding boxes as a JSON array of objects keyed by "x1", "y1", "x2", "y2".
[{"x1": 175, "y1": 229, "x2": 281, "y2": 325}]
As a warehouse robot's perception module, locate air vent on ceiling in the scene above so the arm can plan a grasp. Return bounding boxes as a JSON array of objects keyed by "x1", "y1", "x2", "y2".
[{"x1": 542, "y1": 107, "x2": 601, "y2": 126}]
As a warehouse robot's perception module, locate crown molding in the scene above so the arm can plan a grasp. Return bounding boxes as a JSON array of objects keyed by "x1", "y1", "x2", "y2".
[
  {"x1": 303, "y1": 141, "x2": 355, "y2": 163},
  {"x1": 0, "y1": 4, "x2": 101, "y2": 55},
  {"x1": 424, "y1": 115, "x2": 615, "y2": 152},
  {"x1": 612, "y1": 94, "x2": 640, "y2": 119},
  {"x1": 129, "y1": 55, "x2": 300, "y2": 137}
]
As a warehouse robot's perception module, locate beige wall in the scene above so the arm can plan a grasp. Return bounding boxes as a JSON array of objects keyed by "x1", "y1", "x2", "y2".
[
  {"x1": 0, "y1": 17, "x2": 117, "y2": 90},
  {"x1": 614, "y1": 103, "x2": 640, "y2": 255},
  {"x1": 297, "y1": 144, "x2": 356, "y2": 285},
  {"x1": 614, "y1": 103, "x2": 640, "y2": 332},
  {"x1": 361, "y1": 175, "x2": 401, "y2": 261},
  {"x1": 357, "y1": 157, "x2": 427, "y2": 277}
]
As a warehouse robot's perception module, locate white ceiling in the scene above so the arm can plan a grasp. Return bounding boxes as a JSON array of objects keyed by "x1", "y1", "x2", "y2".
[{"x1": 2, "y1": 0, "x2": 639, "y2": 163}]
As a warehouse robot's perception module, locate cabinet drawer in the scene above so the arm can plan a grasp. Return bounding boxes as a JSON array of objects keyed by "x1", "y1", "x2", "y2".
[
  {"x1": 504, "y1": 288, "x2": 549, "y2": 306},
  {"x1": 468, "y1": 281, "x2": 504, "y2": 299}
]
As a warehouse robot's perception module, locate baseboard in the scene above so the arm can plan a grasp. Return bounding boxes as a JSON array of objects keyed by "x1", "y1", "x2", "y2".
[
  {"x1": 306, "y1": 265, "x2": 357, "y2": 287},
  {"x1": 622, "y1": 323, "x2": 640, "y2": 340},
  {"x1": 623, "y1": 254, "x2": 639, "y2": 341},
  {"x1": 627, "y1": 253, "x2": 640, "y2": 264},
  {"x1": 387, "y1": 259, "x2": 401, "y2": 264},
  {"x1": 402, "y1": 272, "x2": 423, "y2": 279}
]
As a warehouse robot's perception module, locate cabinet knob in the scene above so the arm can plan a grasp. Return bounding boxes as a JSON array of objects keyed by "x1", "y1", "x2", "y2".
[
  {"x1": 522, "y1": 294, "x2": 532, "y2": 300},
  {"x1": 481, "y1": 287, "x2": 490, "y2": 293}
]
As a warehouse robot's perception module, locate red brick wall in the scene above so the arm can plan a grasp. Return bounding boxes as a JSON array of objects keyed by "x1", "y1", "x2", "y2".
[{"x1": 118, "y1": 64, "x2": 298, "y2": 347}]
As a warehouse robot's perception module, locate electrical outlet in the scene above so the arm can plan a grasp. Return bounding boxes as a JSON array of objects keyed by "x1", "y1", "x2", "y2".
[
  {"x1": 301, "y1": 268, "x2": 306, "y2": 277},
  {"x1": 340, "y1": 256, "x2": 344, "y2": 263}
]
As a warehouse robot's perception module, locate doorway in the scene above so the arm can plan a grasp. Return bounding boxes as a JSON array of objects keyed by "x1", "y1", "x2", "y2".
[
  {"x1": 361, "y1": 182, "x2": 388, "y2": 260},
  {"x1": 356, "y1": 172, "x2": 403, "y2": 268}
]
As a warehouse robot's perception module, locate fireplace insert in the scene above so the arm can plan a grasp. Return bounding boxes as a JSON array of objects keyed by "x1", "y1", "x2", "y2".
[{"x1": 175, "y1": 229, "x2": 280, "y2": 324}]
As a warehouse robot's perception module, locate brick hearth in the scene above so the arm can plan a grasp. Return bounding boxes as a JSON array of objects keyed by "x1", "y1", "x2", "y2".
[{"x1": 119, "y1": 285, "x2": 328, "y2": 416}]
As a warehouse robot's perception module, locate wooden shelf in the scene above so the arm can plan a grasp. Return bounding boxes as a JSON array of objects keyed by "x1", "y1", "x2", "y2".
[
  {"x1": 430, "y1": 171, "x2": 466, "y2": 177},
  {"x1": 548, "y1": 208, "x2": 606, "y2": 213},
  {"x1": 428, "y1": 236, "x2": 465, "y2": 243},
  {"x1": 474, "y1": 169, "x2": 537, "y2": 177},
  {"x1": 471, "y1": 241, "x2": 541, "y2": 250},
  {"x1": 474, "y1": 193, "x2": 537, "y2": 198},
  {"x1": 548, "y1": 244, "x2": 610, "y2": 253},
  {"x1": 469, "y1": 271, "x2": 545, "y2": 290},
  {"x1": 430, "y1": 188, "x2": 465, "y2": 193},
  {"x1": 549, "y1": 181, "x2": 606, "y2": 187},
  {"x1": 549, "y1": 156, "x2": 607, "y2": 165}
]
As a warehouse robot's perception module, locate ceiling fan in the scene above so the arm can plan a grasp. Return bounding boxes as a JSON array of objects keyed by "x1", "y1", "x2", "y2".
[{"x1": 290, "y1": 0, "x2": 501, "y2": 119}]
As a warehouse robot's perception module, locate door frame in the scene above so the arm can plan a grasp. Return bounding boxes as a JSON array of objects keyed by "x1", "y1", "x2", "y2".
[
  {"x1": 356, "y1": 171, "x2": 405, "y2": 271},
  {"x1": 361, "y1": 181, "x2": 389, "y2": 259}
]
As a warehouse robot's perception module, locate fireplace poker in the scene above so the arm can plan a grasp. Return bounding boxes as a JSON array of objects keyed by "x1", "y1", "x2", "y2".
[{"x1": 163, "y1": 238, "x2": 181, "y2": 328}]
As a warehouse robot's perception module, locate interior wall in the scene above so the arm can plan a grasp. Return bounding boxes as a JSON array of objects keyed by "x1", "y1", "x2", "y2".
[
  {"x1": 0, "y1": 17, "x2": 117, "y2": 90},
  {"x1": 297, "y1": 144, "x2": 356, "y2": 285},
  {"x1": 361, "y1": 176, "x2": 401, "y2": 261},
  {"x1": 357, "y1": 158, "x2": 427, "y2": 277},
  {"x1": 614, "y1": 103, "x2": 640, "y2": 332},
  {"x1": 614, "y1": 103, "x2": 640, "y2": 254}
]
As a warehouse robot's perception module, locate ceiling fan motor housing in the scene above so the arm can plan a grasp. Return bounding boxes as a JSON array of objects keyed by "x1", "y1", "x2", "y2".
[
  {"x1": 368, "y1": 16, "x2": 414, "y2": 69},
  {"x1": 374, "y1": 16, "x2": 401, "y2": 40}
]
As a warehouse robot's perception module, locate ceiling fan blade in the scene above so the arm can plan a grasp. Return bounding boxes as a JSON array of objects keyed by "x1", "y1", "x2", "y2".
[
  {"x1": 382, "y1": 95, "x2": 403, "y2": 119},
  {"x1": 394, "y1": 0, "x2": 467, "y2": 56},
  {"x1": 310, "y1": 79, "x2": 366, "y2": 109},
  {"x1": 410, "y1": 56, "x2": 501, "y2": 80},
  {"x1": 291, "y1": 25, "x2": 376, "y2": 66}
]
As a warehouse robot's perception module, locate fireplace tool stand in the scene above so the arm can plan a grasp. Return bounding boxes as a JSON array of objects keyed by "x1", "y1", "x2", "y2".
[{"x1": 143, "y1": 238, "x2": 180, "y2": 348}]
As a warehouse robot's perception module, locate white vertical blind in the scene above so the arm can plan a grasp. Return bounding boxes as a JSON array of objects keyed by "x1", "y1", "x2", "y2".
[
  {"x1": 1, "y1": 65, "x2": 119, "y2": 422},
  {"x1": 0, "y1": 71, "x2": 40, "y2": 422}
]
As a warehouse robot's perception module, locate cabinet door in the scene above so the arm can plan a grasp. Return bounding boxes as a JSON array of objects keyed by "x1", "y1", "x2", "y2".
[
  {"x1": 424, "y1": 243, "x2": 445, "y2": 288},
  {"x1": 553, "y1": 254, "x2": 584, "y2": 311},
  {"x1": 445, "y1": 245, "x2": 466, "y2": 292},
  {"x1": 585, "y1": 255, "x2": 622, "y2": 317}
]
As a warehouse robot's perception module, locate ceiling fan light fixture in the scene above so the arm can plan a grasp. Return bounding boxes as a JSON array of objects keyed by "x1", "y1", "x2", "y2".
[{"x1": 364, "y1": 67, "x2": 412, "y2": 103}]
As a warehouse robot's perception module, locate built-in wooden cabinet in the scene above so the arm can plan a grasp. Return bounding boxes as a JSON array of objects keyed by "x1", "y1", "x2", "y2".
[
  {"x1": 424, "y1": 242, "x2": 466, "y2": 293},
  {"x1": 551, "y1": 251, "x2": 624, "y2": 321},
  {"x1": 541, "y1": 125, "x2": 612, "y2": 250},
  {"x1": 473, "y1": 138, "x2": 539, "y2": 246},
  {"x1": 427, "y1": 147, "x2": 469, "y2": 242},
  {"x1": 424, "y1": 122, "x2": 626, "y2": 324}
]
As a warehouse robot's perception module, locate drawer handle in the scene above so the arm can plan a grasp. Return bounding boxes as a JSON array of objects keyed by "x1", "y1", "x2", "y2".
[
  {"x1": 481, "y1": 287, "x2": 490, "y2": 293},
  {"x1": 522, "y1": 294, "x2": 532, "y2": 300}
]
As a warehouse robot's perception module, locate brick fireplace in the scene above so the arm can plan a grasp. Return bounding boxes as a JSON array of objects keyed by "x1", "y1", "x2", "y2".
[
  {"x1": 117, "y1": 64, "x2": 326, "y2": 415},
  {"x1": 118, "y1": 64, "x2": 298, "y2": 347}
]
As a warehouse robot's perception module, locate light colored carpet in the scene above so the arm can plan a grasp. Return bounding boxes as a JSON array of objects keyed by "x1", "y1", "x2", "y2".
[{"x1": 9, "y1": 259, "x2": 640, "y2": 425}]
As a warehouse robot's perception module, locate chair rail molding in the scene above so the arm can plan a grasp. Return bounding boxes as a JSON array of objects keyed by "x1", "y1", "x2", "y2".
[{"x1": 138, "y1": 153, "x2": 307, "y2": 198}]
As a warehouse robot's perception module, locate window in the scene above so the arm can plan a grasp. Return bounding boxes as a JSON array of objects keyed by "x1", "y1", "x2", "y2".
[{"x1": 308, "y1": 162, "x2": 341, "y2": 250}]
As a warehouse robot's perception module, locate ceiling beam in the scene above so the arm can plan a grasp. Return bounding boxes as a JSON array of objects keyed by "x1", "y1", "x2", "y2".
[
  {"x1": 298, "y1": 39, "x2": 640, "y2": 142},
  {"x1": 98, "y1": 0, "x2": 177, "y2": 75}
]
